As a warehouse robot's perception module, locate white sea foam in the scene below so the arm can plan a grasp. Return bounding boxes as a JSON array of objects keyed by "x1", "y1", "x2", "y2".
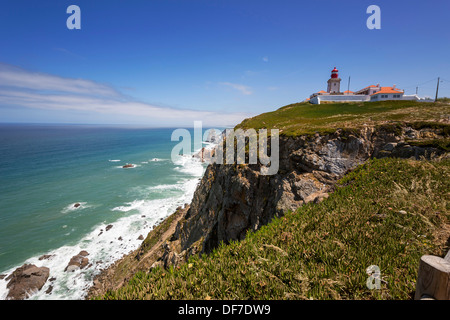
[
  {"x1": 173, "y1": 154, "x2": 206, "y2": 176},
  {"x1": 126, "y1": 182, "x2": 192, "y2": 201},
  {"x1": 149, "y1": 184, "x2": 184, "y2": 191},
  {"x1": 111, "y1": 199, "x2": 146, "y2": 213},
  {"x1": 108, "y1": 160, "x2": 121, "y2": 162},
  {"x1": 0, "y1": 153, "x2": 205, "y2": 300}
]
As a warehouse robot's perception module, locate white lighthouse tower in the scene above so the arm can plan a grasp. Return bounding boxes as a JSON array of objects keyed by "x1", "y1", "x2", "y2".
[{"x1": 327, "y1": 67, "x2": 341, "y2": 93}]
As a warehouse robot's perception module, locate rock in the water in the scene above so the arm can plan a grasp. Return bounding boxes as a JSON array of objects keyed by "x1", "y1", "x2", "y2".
[
  {"x1": 45, "y1": 285, "x2": 53, "y2": 294},
  {"x1": 64, "y1": 251, "x2": 90, "y2": 272},
  {"x1": 105, "y1": 224, "x2": 113, "y2": 231},
  {"x1": 138, "y1": 235, "x2": 144, "y2": 240},
  {"x1": 38, "y1": 254, "x2": 54, "y2": 261},
  {"x1": 122, "y1": 164, "x2": 134, "y2": 168},
  {"x1": 5, "y1": 264, "x2": 50, "y2": 300},
  {"x1": 74, "y1": 203, "x2": 81, "y2": 208}
]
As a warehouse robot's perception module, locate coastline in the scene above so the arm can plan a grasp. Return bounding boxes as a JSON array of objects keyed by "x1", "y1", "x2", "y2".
[
  {"x1": 2, "y1": 106, "x2": 448, "y2": 300},
  {"x1": 0, "y1": 127, "x2": 210, "y2": 300},
  {"x1": 0, "y1": 174, "x2": 201, "y2": 300}
]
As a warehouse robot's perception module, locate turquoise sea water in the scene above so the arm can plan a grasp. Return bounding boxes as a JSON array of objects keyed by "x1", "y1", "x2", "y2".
[{"x1": 0, "y1": 124, "x2": 209, "y2": 299}]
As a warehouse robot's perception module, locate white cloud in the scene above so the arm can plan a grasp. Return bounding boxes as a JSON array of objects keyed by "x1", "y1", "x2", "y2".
[
  {"x1": 0, "y1": 63, "x2": 252, "y2": 126},
  {"x1": 219, "y1": 82, "x2": 253, "y2": 95},
  {"x1": 0, "y1": 63, "x2": 120, "y2": 97}
]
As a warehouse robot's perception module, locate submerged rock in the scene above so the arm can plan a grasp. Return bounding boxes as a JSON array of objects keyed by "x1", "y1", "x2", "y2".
[{"x1": 5, "y1": 264, "x2": 50, "y2": 300}]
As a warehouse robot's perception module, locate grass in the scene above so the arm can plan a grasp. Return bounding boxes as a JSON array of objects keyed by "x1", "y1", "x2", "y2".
[
  {"x1": 407, "y1": 138, "x2": 450, "y2": 152},
  {"x1": 235, "y1": 100, "x2": 450, "y2": 136},
  {"x1": 438, "y1": 97, "x2": 450, "y2": 103},
  {"x1": 98, "y1": 157, "x2": 449, "y2": 300}
]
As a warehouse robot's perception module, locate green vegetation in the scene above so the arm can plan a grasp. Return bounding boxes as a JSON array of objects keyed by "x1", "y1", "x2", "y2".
[
  {"x1": 98, "y1": 158, "x2": 449, "y2": 300},
  {"x1": 236, "y1": 100, "x2": 450, "y2": 136},
  {"x1": 407, "y1": 138, "x2": 450, "y2": 152},
  {"x1": 139, "y1": 207, "x2": 182, "y2": 253},
  {"x1": 437, "y1": 97, "x2": 450, "y2": 103}
]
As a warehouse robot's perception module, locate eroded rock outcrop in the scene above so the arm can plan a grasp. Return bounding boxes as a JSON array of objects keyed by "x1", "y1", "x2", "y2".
[
  {"x1": 65, "y1": 251, "x2": 89, "y2": 272},
  {"x1": 5, "y1": 264, "x2": 50, "y2": 300}
]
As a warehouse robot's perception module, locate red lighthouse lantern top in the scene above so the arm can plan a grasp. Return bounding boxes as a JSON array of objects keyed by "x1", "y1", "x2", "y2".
[{"x1": 331, "y1": 67, "x2": 339, "y2": 79}]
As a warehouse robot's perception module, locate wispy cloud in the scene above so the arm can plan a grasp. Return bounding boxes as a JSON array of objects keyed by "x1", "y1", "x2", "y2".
[
  {"x1": 0, "y1": 64, "x2": 119, "y2": 97},
  {"x1": 0, "y1": 63, "x2": 251, "y2": 126},
  {"x1": 219, "y1": 82, "x2": 253, "y2": 95}
]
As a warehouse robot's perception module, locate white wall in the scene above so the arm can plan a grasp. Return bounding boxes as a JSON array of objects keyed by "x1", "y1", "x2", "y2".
[
  {"x1": 310, "y1": 95, "x2": 370, "y2": 104},
  {"x1": 309, "y1": 93, "x2": 433, "y2": 105},
  {"x1": 370, "y1": 93, "x2": 404, "y2": 101}
]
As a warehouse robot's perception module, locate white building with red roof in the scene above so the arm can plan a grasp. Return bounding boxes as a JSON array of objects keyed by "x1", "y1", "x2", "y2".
[{"x1": 308, "y1": 67, "x2": 432, "y2": 104}]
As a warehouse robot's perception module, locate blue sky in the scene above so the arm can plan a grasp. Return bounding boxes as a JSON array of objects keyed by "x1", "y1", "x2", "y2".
[{"x1": 1, "y1": 0, "x2": 449, "y2": 126}]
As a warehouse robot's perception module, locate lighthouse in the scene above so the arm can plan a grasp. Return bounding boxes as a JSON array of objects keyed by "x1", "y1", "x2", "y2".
[{"x1": 327, "y1": 67, "x2": 341, "y2": 93}]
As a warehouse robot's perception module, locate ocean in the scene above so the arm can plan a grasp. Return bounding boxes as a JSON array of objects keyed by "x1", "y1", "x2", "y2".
[{"x1": 0, "y1": 124, "x2": 212, "y2": 299}]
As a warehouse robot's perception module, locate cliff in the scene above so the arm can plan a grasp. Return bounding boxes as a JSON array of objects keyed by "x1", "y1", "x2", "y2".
[
  {"x1": 162, "y1": 123, "x2": 448, "y2": 262},
  {"x1": 88, "y1": 114, "x2": 449, "y2": 298}
]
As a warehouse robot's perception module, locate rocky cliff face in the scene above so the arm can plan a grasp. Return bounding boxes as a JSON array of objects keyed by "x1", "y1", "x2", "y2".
[
  {"x1": 157, "y1": 123, "x2": 448, "y2": 268},
  {"x1": 88, "y1": 122, "x2": 448, "y2": 298}
]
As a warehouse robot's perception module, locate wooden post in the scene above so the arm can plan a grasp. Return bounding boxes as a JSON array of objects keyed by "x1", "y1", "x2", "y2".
[{"x1": 414, "y1": 255, "x2": 450, "y2": 300}]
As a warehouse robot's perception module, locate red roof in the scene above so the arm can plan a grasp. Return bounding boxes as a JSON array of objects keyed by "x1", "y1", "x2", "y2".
[{"x1": 371, "y1": 87, "x2": 403, "y2": 96}]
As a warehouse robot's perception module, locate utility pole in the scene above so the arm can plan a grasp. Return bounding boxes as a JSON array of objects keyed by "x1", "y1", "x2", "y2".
[
  {"x1": 348, "y1": 76, "x2": 351, "y2": 93},
  {"x1": 416, "y1": 86, "x2": 418, "y2": 95},
  {"x1": 435, "y1": 77, "x2": 440, "y2": 102}
]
